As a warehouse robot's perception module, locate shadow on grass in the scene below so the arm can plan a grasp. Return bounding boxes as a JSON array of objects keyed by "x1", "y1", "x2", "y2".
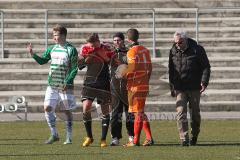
[
  {"x1": 0, "y1": 143, "x2": 44, "y2": 146},
  {"x1": 0, "y1": 138, "x2": 44, "y2": 145},
  {"x1": 152, "y1": 143, "x2": 180, "y2": 147},
  {"x1": 153, "y1": 141, "x2": 240, "y2": 147},
  {"x1": 0, "y1": 138, "x2": 39, "y2": 141},
  {"x1": 197, "y1": 141, "x2": 240, "y2": 146},
  {"x1": 0, "y1": 153, "x2": 110, "y2": 157}
]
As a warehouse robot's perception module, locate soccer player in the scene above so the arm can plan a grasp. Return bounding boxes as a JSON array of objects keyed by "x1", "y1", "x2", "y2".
[
  {"x1": 110, "y1": 32, "x2": 134, "y2": 146},
  {"x1": 27, "y1": 24, "x2": 78, "y2": 144},
  {"x1": 78, "y1": 33, "x2": 115, "y2": 147},
  {"x1": 122, "y1": 28, "x2": 154, "y2": 146}
]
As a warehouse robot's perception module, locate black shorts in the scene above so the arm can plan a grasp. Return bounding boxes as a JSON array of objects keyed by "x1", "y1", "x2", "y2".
[{"x1": 81, "y1": 84, "x2": 111, "y2": 105}]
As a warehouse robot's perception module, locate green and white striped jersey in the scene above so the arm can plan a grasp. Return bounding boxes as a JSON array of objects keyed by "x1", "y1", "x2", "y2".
[{"x1": 32, "y1": 42, "x2": 78, "y2": 89}]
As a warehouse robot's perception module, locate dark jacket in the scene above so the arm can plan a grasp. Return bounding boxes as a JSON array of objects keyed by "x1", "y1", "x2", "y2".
[
  {"x1": 169, "y1": 38, "x2": 211, "y2": 91},
  {"x1": 110, "y1": 46, "x2": 128, "y2": 103}
]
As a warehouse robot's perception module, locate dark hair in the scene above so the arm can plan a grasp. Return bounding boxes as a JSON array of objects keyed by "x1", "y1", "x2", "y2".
[
  {"x1": 53, "y1": 24, "x2": 67, "y2": 37},
  {"x1": 86, "y1": 33, "x2": 99, "y2": 43},
  {"x1": 113, "y1": 32, "x2": 125, "y2": 41},
  {"x1": 127, "y1": 28, "x2": 139, "y2": 42}
]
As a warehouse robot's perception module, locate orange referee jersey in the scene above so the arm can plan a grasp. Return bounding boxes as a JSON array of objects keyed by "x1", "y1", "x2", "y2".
[
  {"x1": 126, "y1": 45, "x2": 152, "y2": 91},
  {"x1": 125, "y1": 45, "x2": 152, "y2": 113}
]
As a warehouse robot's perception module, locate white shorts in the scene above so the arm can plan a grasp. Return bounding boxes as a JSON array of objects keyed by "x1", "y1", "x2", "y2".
[{"x1": 44, "y1": 86, "x2": 77, "y2": 111}]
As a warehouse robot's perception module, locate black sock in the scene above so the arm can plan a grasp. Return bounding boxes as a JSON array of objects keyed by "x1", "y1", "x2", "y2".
[
  {"x1": 84, "y1": 120, "x2": 93, "y2": 138},
  {"x1": 101, "y1": 115, "x2": 110, "y2": 140},
  {"x1": 126, "y1": 113, "x2": 135, "y2": 137}
]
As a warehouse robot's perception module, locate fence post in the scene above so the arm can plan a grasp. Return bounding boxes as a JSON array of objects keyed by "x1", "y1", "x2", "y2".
[
  {"x1": 152, "y1": 8, "x2": 156, "y2": 58},
  {"x1": 45, "y1": 10, "x2": 48, "y2": 49},
  {"x1": 24, "y1": 102, "x2": 28, "y2": 121},
  {"x1": 1, "y1": 11, "x2": 4, "y2": 58},
  {"x1": 47, "y1": 8, "x2": 156, "y2": 57},
  {"x1": 195, "y1": 8, "x2": 199, "y2": 44}
]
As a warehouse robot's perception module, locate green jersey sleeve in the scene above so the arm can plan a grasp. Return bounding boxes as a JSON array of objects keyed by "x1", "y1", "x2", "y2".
[{"x1": 32, "y1": 46, "x2": 53, "y2": 65}]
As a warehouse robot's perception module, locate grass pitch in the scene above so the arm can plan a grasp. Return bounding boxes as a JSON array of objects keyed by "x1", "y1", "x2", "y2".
[{"x1": 0, "y1": 120, "x2": 239, "y2": 160}]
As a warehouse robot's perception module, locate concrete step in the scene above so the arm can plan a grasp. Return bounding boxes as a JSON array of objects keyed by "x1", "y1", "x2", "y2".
[
  {"x1": 0, "y1": 89, "x2": 239, "y2": 104},
  {"x1": 4, "y1": 17, "x2": 240, "y2": 28},
  {"x1": 2, "y1": 7, "x2": 240, "y2": 57},
  {"x1": 0, "y1": 69, "x2": 164, "y2": 81},
  {"x1": 24, "y1": 101, "x2": 240, "y2": 112},
  {"x1": 1, "y1": 88, "x2": 240, "y2": 112},
  {"x1": 0, "y1": 57, "x2": 239, "y2": 69},
  {"x1": 0, "y1": 57, "x2": 238, "y2": 81},
  {"x1": 159, "y1": 50, "x2": 240, "y2": 58},
  {"x1": 149, "y1": 89, "x2": 240, "y2": 102},
  {"x1": 198, "y1": 52, "x2": 240, "y2": 58},
  {"x1": 207, "y1": 57, "x2": 240, "y2": 67},
  {"x1": 210, "y1": 67, "x2": 240, "y2": 79},
  {"x1": 145, "y1": 101, "x2": 240, "y2": 112},
  {"x1": 208, "y1": 79, "x2": 240, "y2": 89},
  {"x1": 3, "y1": 99, "x2": 240, "y2": 113},
  {"x1": 4, "y1": 17, "x2": 240, "y2": 24},
  {"x1": 158, "y1": 78, "x2": 240, "y2": 90},
  {"x1": 0, "y1": 69, "x2": 86, "y2": 80},
  {"x1": 0, "y1": 58, "x2": 49, "y2": 69},
  {"x1": 3, "y1": 27, "x2": 240, "y2": 36},
  {"x1": 0, "y1": 79, "x2": 170, "y2": 91},
  {"x1": 0, "y1": 79, "x2": 236, "y2": 91},
  {"x1": 4, "y1": 39, "x2": 240, "y2": 54},
  {"x1": 5, "y1": 37, "x2": 240, "y2": 46},
  {"x1": 4, "y1": 46, "x2": 240, "y2": 58},
  {"x1": 2, "y1": 27, "x2": 240, "y2": 47},
  {"x1": 0, "y1": 78, "x2": 238, "y2": 92},
  {"x1": 1, "y1": 111, "x2": 239, "y2": 121},
  {"x1": 0, "y1": 1, "x2": 239, "y2": 10},
  {"x1": 2, "y1": 8, "x2": 193, "y2": 19},
  {"x1": 0, "y1": 66, "x2": 238, "y2": 80}
]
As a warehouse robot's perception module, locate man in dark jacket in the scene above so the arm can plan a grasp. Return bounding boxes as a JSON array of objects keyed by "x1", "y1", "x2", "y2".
[
  {"x1": 168, "y1": 29, "x2": 211, "y2": 146},
  {"x1": 110, "y1": 32, "x2": 134, "y2": 146}
]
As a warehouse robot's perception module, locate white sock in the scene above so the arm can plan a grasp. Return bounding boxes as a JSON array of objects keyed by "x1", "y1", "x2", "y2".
[
  {"x1": 45, "y1": 111, "x2": 58, "y2": 137},
  {"x1": 66, "y1": 120, "x2": 73, "y2": 140}
]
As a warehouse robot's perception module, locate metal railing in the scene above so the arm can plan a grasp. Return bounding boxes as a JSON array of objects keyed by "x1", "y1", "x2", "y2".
[
  {"x1": 195, "y1": 7, "x2": 240, "y2": 43},
  {"x1": 1, "y1": 8, "x2": 240, "y2": 58},
  {"x1": 0, "y1": 11, "x2": 3, "y2": 58},
  {"x1": 45, "y1": 8, "x2": 156, "y2": 57}
]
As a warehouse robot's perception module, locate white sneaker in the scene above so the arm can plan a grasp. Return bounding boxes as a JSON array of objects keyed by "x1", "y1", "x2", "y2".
[
  {"x1": 63, "y1": 138, "x2": 72, "y2": 145},
  {"x1": 110, "y1": 137, "x2": 119, "y2": 146},
  {"x1": 129, "y1": 136, "x2": 134, "y2": 143}
]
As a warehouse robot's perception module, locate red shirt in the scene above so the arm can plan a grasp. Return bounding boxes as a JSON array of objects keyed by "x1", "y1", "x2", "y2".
[{"x1": 79, "y1": 43, "x2": 114, "y2": 63}]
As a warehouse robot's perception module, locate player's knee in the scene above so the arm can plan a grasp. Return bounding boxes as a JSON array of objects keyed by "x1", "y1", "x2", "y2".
[
  {"x1": 44, "y1": 106, "x2": 52, "y2": 112},
  {"x1": 82, "y1": 100, "x2": 92, "y2": 113},
  {"x1": 64, "y1": 110, "x2": 73, "y2": 120},
  {"x1": 142, "y1": 113, "x2": 149, "y2": 122}
]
